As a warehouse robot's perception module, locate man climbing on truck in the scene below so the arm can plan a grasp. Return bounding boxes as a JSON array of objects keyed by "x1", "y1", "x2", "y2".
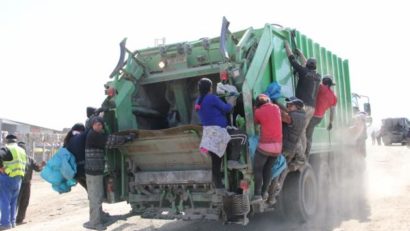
[
  {"x1": 281, "y1": 97, "x2": 306, "y2": 164},
  {"x1": 305, "y1": 75, "x2": 337, "y2": 156},
  {"x1": 284, "y1": 41, "x2": 321, "y2": 163}
]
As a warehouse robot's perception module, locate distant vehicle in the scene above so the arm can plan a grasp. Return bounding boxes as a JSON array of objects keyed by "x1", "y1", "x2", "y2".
[{"x1": 380, "y1": 117, "x2": 410, "y2": 146}]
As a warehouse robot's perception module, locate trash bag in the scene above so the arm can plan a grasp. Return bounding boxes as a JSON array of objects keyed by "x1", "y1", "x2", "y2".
[
  {"x1": 271, "y1": 154, "x2": 287, "y2": 178},
  {"x1": 248, "y1": 135, "x2": 259, "y2": 160},
  {"x1": 40, "y1": 147, "x2": 77, "y2": 193},
  {"x1": 264, "y1": 81, "x2": 281, "y2": 101}
]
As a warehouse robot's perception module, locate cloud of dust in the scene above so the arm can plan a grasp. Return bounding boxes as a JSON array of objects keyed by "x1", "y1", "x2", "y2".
[
  {"x1": 309, "y1": 128, "x2": 410, "y2": 231},
  {"x1": 311, "y1": 128, "x2": 371, "y2": 229}
]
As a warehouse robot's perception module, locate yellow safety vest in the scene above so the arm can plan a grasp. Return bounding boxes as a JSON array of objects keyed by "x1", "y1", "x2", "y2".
[{"x1": 3, "y1": 143, "x2": 27, "y2": 177}]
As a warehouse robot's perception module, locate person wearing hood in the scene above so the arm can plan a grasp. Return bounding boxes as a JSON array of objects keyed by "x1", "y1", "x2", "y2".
[
  {"x1": 281, "y1": 97, "x2": 306, "y2": 164},
  {"x1": 64, "y1": 123, "x2": 88, "y2": 190},
  {"x1": 196, "y1": 78, "x2": 235, "y2": 191},
  {"x1": 285, "y1": 41, "x2": 321, "y2": 163},
  {"x1": 83, "y1": 117, "x2": 109, "y2": 230}
]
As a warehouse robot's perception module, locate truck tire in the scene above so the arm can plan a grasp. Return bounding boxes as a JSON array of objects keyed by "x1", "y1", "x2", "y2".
[
  {"x1": 278, "y1": 164, "x2": 318, "y2": 222},
  {"x1": 382, "y1": 136, "x2": 391, "y2": 146}
]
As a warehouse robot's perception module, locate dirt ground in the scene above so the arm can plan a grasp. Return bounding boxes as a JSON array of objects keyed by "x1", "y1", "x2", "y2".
[{"x1": 12, "y1": 142, "x2": 410, "y2": 231}]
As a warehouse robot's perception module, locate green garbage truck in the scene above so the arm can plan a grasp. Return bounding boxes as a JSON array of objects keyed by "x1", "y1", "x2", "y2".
[{"x1": 97, "y1": 17, "x2": 368, "y2": 224}]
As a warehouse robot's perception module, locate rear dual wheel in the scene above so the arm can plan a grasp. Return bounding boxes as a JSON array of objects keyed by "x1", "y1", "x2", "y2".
[{"x1": 277, "y1": 164, "x2": 317, "y2": 222}]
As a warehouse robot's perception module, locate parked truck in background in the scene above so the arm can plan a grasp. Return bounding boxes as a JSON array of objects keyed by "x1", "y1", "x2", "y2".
[
  {"x1": 95, "y1": 17, "x2": 370, "y2": 225},
  {"x1": 380, "y1": 117, "x2": 410, "y2": 146}
]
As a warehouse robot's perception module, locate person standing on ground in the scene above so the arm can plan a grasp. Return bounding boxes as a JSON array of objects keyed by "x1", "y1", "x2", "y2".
[
  {"x1": 376, "y1": 129, "x2": 382, "y2": 146},
  {"x1": 196, "y1": 78, "x2": 235, "y2": 191},
  {"x1": 253, "y1": 94, "x2": 282, "y2": 201},
  {"x1": 305, "y1": 75, "x2": 337, "y2": 157},
  {"x1": 370, "y1": 130, "x2": 376, "y2": 145},
  {"x1": 285, "y1": 41, "x2": 321, "y2": 163},
  {"x1": 0, "y1": 134, "x2": 27, "y2": 230},
  {"x1": 83, "y1": 117, "x2": 109, "y2": 230},
  {"x1": 15, "y1": 141, "x2": 45, "y2": 225}
]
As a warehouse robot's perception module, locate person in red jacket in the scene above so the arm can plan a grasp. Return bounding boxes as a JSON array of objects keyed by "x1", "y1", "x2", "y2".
[
  {"x1": 253, "y1": 94, "x2": 282, "y2": 201},
  {"x1": 305, "y1": 75, "x2": 337, "y2": 156}
]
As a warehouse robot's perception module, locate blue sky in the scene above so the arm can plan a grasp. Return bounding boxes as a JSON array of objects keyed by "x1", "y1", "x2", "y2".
[{"x1": 1, "y1": 0, "x2": 408, "y2": 130}]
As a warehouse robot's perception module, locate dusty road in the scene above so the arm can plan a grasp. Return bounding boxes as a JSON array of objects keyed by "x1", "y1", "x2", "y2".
[{"x1": 13, "y1": 143, "x2": 410, "y2": 231}]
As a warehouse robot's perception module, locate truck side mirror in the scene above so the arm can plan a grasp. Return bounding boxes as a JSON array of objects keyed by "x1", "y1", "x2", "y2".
[{"x1": 364, "y1": 103, "x2": 371, "y2": 116}]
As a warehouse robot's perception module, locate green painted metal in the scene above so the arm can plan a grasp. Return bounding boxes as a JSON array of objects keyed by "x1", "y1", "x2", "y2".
[{"x1": 99, "y1": 20, "x2": 355, "y2": 220}]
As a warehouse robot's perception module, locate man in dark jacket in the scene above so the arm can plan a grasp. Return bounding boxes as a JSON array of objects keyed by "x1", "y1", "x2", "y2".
[
  {"x1": 83, "y1": 116, "x2": 108, "y2": 230},
  {"x1": 281, "y1": 97, "x2": 306, "y2": 163},
  {"x1": 285, "y1": 42, "x2": 321, "y2": 162},
  {"x1": 16, "y1": 142, "x2": 44, "y2": 225}
]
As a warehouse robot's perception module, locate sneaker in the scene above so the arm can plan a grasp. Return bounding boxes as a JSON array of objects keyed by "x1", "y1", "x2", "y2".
[
  {"x1": 294, "y1": 155, "x2": 306, "y2": 165},
  {"x1": 262, "y1": 192, "x2": 269, "y2": 200},
  {"x1": 0, "y1": 226, "x2": 12, "y2": 231},
  {"x1": 295, "y1": 158, "x2": 305, "y2": 165},
  {"x1": 252, "y1": 195, "x2": 263, "y2": 202},
  {"x1": 102, "y1": 211, "x2": 111, "y2": 218},
  {"x1": 83, "y1": 221, "x2": 107, "y2": 230},
  {"x1": 227, "y1": 160, "x2": 247, "y2": 170},
  {"x1": 101, "y1": 212, "x2": 111, "y2": 222},
  {"x1": 267, "y1": 196, "x2": 276, "y2": 205}
]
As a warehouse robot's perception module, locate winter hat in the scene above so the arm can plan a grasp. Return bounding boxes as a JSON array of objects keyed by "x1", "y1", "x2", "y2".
[
  {"x1": 71, "y1": 123, "x2": 85, "y2": 132},
  {"x1": 91, "y1": 116, "x2": 104, "y2": 126}
]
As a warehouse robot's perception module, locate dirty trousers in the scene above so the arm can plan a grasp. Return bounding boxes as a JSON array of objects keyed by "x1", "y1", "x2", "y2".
[
  {"x1": 86, "y1": 174, "x2": 104, "y2": 225},
  {"x1": 16, "y1": 182, "x2": 31, "y2": 223},
  {"x1": 298, "y1": 105, "x2": 315, "y2": 158}
]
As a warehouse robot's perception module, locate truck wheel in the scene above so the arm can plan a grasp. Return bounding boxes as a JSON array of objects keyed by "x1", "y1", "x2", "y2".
[
  {"x1": 279, "y1": 164, "x2": 318, "y2": 222},
  {"x1": 383, "y1": 137, "x2": 391, "y2": 146}
]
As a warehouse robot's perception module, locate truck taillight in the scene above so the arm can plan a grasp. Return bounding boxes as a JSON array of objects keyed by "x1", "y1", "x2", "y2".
[
  {"x1": 220, "y1": 70, "x2": 228, "y2": 81},
  {"x1": 240, "y1": 180, "x2": 249, "y2": 192},
  {"x1": 107, "y1": 178, "x2": 114, "y2": 192},
  {"x1": 106, "y1": 176, "x2": 115, "y2": 202},
  {"x1": 106, "y1": 87, "x2": 116, "y2": 97}
]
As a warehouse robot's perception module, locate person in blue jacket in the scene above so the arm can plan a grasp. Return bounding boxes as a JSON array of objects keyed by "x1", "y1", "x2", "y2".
[{"x1": 196, "y1": 78, "x2": 236, "y2": 191}]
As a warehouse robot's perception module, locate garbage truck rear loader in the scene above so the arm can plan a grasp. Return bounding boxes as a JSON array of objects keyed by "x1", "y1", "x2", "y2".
[{"x1": 99, "y1": 17, "x2": 356, "y2": 224}]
